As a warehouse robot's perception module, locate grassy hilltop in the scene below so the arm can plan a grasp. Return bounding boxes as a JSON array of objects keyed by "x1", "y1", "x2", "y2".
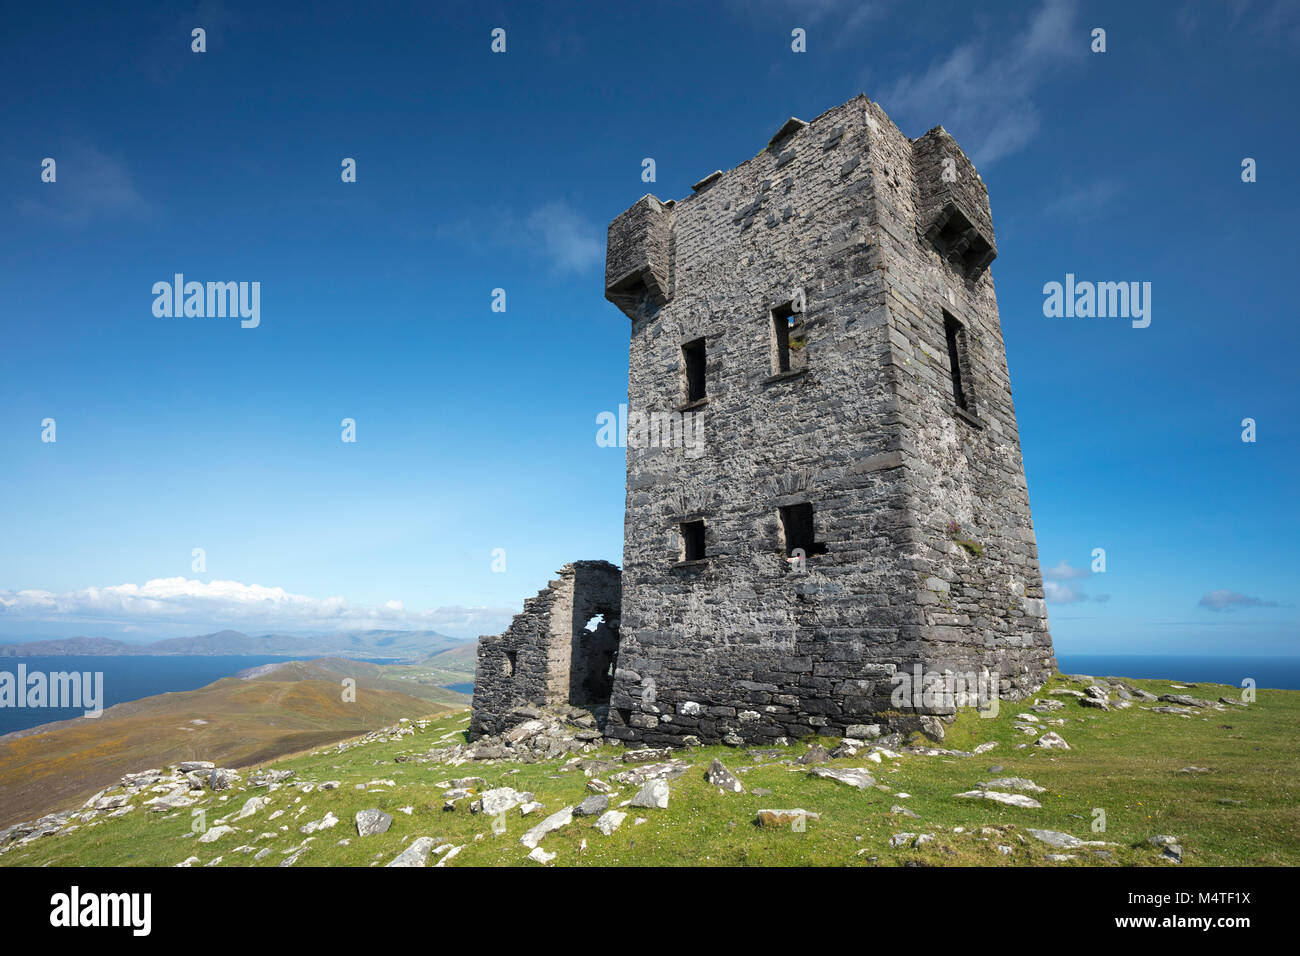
[
  {"x1": 2, "y1": 672, "x2": 1296, "y2": 867},
  {"x1": 0, "y1": 658, "x2": 469, "y2": 829}
]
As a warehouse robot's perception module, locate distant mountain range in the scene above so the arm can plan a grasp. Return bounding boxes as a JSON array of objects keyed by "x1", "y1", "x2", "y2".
[{"x1": 0, "y1": 628, "x2": 470, "y2": 662}]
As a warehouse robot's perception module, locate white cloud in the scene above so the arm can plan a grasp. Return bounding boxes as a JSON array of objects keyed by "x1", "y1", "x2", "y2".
[
  {"x1": 880, "y1": 0, "x2": 1082, "y2": 165},
  {"x1": 438, "y1": 199, "x2": 602, "y2": 274},
  {"x1": 1043, "y1": 559, "x2": 1091, "y2": 581},
  {"x1": 526, "y1": 201, "x2": 603, "y2": 273},
  {"x1": 0, "y1": 577, "x2": 512, "y2": 639},
  {"x1": 1044, "y1": 580, "x2": 1085, "y2": 604},
  {"x1": 1197, "y1": 590, "x2": 1282, "y2": 612}
]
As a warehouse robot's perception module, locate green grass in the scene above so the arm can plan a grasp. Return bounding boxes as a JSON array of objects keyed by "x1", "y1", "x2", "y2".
[{"x1": 4, "y1": 673, "x2": 1296, "y2": 867}]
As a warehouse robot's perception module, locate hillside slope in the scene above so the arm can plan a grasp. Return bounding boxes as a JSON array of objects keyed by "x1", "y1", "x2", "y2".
[
  {"x1": 0, "y1": 668, "x2": 466, "y2": 829},
  {"x1": 2, "y1": 672, "x2": 1295, "y2": 867}
]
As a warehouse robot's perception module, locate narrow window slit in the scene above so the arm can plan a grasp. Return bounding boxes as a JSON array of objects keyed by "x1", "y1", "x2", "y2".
[
  {"x1": 943, "y1": 311, "x2": 974, "y2": 413},
  {"x1": 681, "y1": 519, "x2": 706, "y2": 561},
  {"x1": 683, "y1": 338, "x2": 707, "y2": 403}
]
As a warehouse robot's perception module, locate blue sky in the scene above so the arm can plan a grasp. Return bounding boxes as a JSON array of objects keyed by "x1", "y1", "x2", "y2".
[{"x1": 1, "y1": 0, "x2": 1296, "y2": 656}]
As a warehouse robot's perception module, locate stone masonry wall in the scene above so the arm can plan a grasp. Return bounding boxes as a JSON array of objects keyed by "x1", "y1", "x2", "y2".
[
  {"x1": 605, "y1": 98, "x2": 917, "y2": 746},
  {"x1": 600, "y1": 95, "x2": 1055, "y2": 745},
  {"x1": 868, "y1": 105, "x2": 1056, "y2": 700},
  {"x1": 470, "y1": 560, "x2": 621, "y2": 739}
]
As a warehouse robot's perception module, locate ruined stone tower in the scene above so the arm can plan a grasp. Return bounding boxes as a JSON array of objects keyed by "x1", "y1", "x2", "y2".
[{"x1": 472, "y1": 94, "x2": 1055, "y2": 745}]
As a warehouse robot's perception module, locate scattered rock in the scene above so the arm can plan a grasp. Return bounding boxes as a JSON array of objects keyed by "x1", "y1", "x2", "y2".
[
  {"x1": 593, "y1": 810, "x2": 627, "y2": 835},
  {"x1": 434, "y1": 844, "x2": 464, "y2": 867},
  {"x1": 1027, "y1": 829, "x2": 1081, "y2": 849},
  {"x1": 209, "y1": 769, "x2": 238, "y2": 791},
  {"x1": 233, "y1": 797, "x2": 268, "y2": 821},
  {"x1": 355, "y1": 809, "x2": 392, "y2": 837},
  {"x1": 706, "y1": 758, "x2": 744, "y2": 793},
  {"x1": 1034, "y1": 732, "x2": 1070, "y2": 750},
  {"x1": 1159, "y1": 694, "x2": 1212, "y2": 708},
  {"x1": 955, "y1": 790, "x2": 1042, "y2": 808},
  {"x1": 527, "y1": 846, "x2": 556, "y2": 865},
  {"x1": 796, "y1": 746, "x2": 830, "y2": 765},
  {"x1": 300, "y1": 811, "x2": 339, "y2": 835},
  {"x1": 520, "y1": 806, "x2": 573, "y2": 848},
  {"x1": 630, "y1": 778, "x2": 670, "y2": 809},
  {"x1": 386, "y1": 836, "x2": 437, "y2": 867},
  {"x1": 574, "y1": 795, "x2": 609, "y2": 817},
  {"x1": 473, "y1": 787, "x2": 530, "y2": 816},
  {"x1": 808, "y1": 766, "x2": 876, "y2": 790},
  {"x1": 756, "y1": 809, "x2": 819, "y2": 828},
  {"x1": 978, "y1": 777, "x2": 1045, "y2": 793}
]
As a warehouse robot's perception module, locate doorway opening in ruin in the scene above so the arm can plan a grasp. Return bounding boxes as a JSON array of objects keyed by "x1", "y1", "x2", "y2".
[{"x1": 570, "y1": 612, "x2": 619, "y2": 708}]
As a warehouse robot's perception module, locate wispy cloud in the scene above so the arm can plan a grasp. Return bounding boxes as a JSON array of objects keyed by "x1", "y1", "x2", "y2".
[
  {"x1": 731, "y1": 0, "x2": 893, "y2": 36},
  {"x1": 1197, "y1": 589, "x2": 1284, "y2": 612},
  {"x1": 17, "y1": 143, "x2": 152, "y2": 228},
  {"x1": 440, "y1": 199, "x2": 602, "y2": 274},
  {"x1": 525, "y1": 201, "x2": 604, "y2": 273},
  {"x1": 1043, "y1": 178, "x2": 1123, "y2": 222},
  {"x1": 0, "y1": 577, "x2": 512, "y2": 638},
  {"x1": 1043, "y1": 558, "x2": 1107, "y2": 604},
  {"x1": 1043, "y1": 559, "x2": 1091, "y2": 581},
  {"x1": 1044, "y1": 580, "x2": 1109, "y2": 605},
  {"x1": 880, "y1": 0, "x2": 1082, "y2": 165},
  {"x1": 1178, "y1": 0, "x2": 1300, "y2": 47}
]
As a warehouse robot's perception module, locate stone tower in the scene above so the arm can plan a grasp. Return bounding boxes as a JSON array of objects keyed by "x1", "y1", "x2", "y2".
[{"x1": 599, "y1": 95, "x2": 1055, "y2": 746}]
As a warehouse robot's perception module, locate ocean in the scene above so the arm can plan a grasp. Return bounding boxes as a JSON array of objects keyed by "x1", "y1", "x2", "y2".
[
  {"x1": 0, "y1": 655, "x2": 300, "y2": 736},
  {"x1": 1054, "y1": 655, "x2": 1300, "y2": 691}
]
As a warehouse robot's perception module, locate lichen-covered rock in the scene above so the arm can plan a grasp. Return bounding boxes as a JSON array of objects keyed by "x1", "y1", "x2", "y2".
[
  {"x1": 629, "y1": 779, "x2": 670, "y2": 809},
  {"x1": 705, "y1": 758, "x2": 744, "y2": 792},
  {"x1": 355, "y1": 809, "x2": 392, "y2": 837}
]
